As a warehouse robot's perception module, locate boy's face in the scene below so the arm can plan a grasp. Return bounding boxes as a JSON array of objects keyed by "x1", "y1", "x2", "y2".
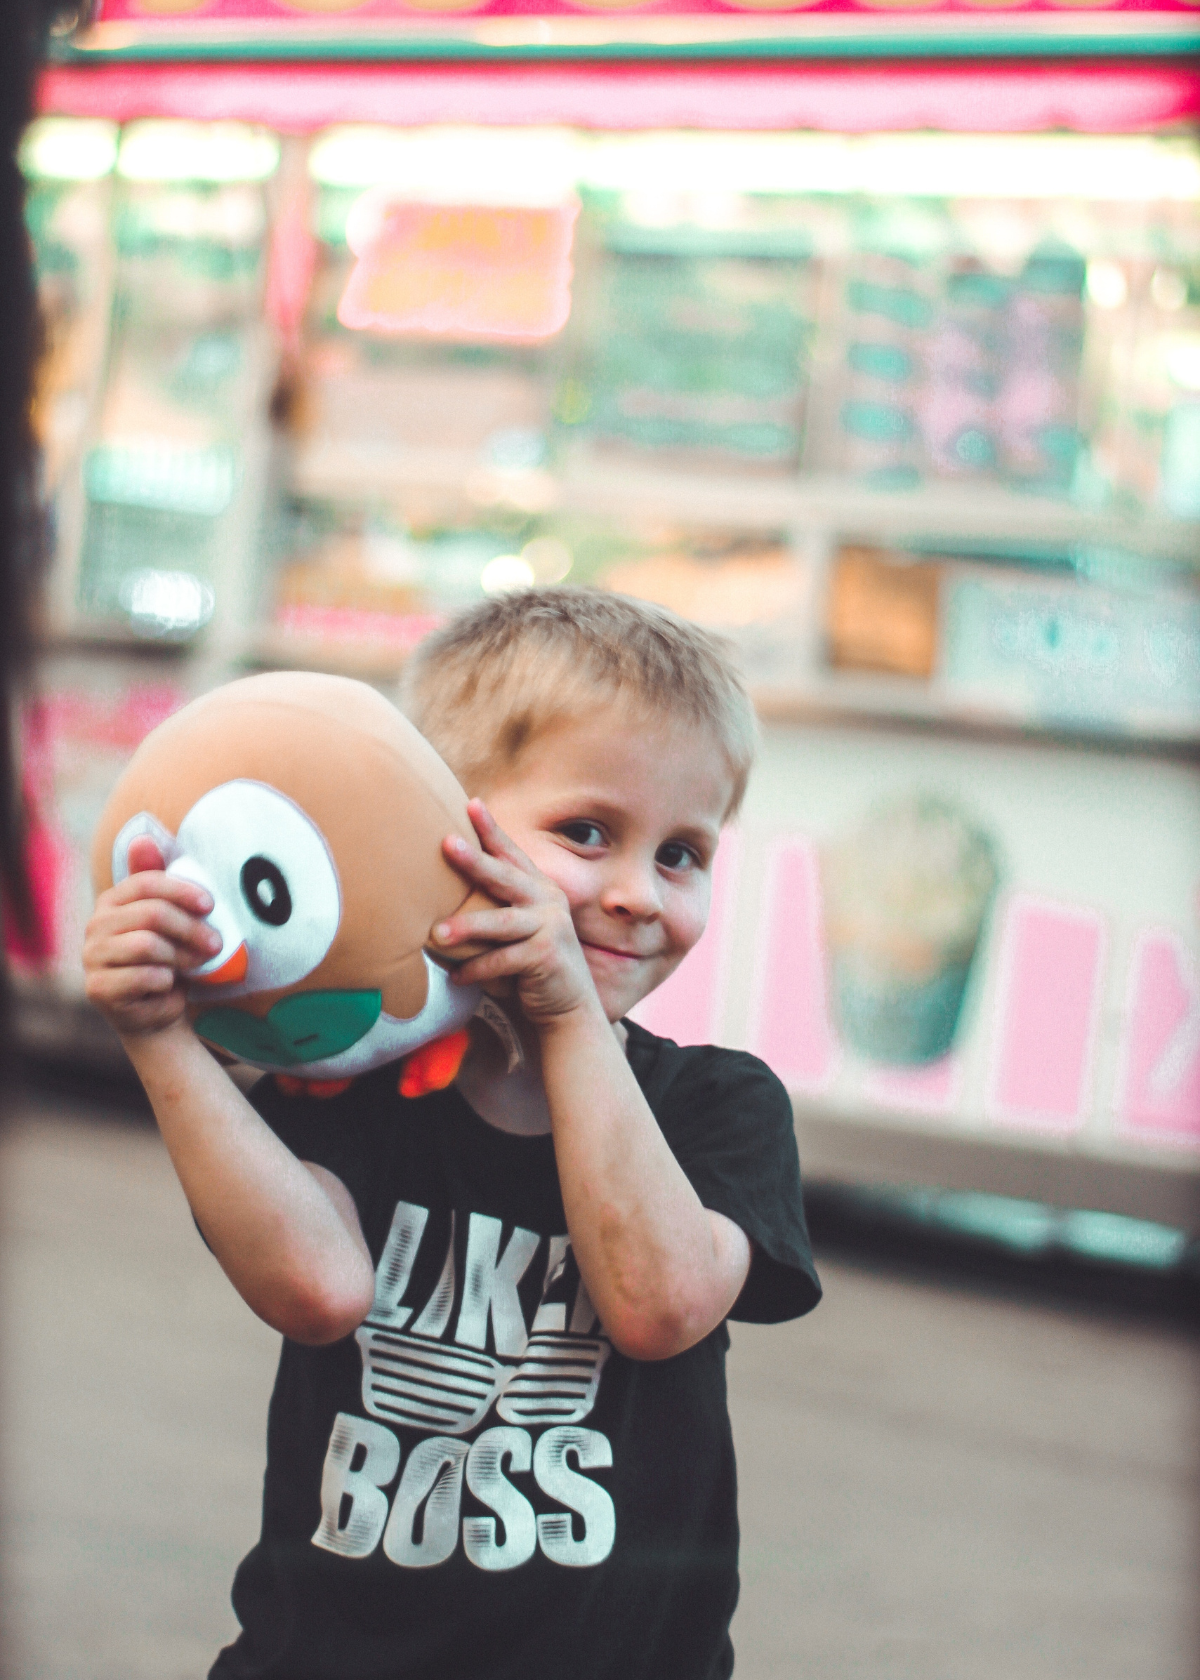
[{"x1": 481, "y1": 708, "x2": 735, "y2": 1023}]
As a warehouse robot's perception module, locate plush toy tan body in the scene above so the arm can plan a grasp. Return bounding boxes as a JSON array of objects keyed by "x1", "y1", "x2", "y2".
[{"x1": 91, "y1": 671, "x2": 488, "y2": 1096}]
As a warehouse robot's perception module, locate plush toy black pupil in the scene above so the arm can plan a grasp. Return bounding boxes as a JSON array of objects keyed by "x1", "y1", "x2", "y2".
[{"x1": 241, "y1": 856, "x2": 292, "y2": 927}]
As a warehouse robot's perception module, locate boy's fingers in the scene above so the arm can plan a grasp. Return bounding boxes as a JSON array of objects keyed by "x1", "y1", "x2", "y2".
[
  {"x1": 466, "y1": 801, "x2": 538, "y2": 874},
  {"x1": 125, "y1": 835, "x2": 165, "y2": 875},
  {"x1": 451, "y1": 942, "x2": 536, "y2": 989},
  {"x1": 442, "y1": 836, "x2": 549, "y2": 908},
  {"x1": 90, "y1": 928, "x2": 181, "y2": 971},
  {"x1": 86, "y1": 962, "x2": 178, "y2": 1004},
  {"x1": 430, "y1": 906, "x2": 542, "y2": 951},
  {"x1": 100, "y1": 898, "x2": 222, "y2": 953},
  {"x1": 106, "y1": 870, "x2": 213, "y2": 916}
]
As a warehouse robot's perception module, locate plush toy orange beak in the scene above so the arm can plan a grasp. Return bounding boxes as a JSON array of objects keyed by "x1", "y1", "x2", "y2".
[{"x1": 193, "y1": 941, "x2": 249, "y2": 987}]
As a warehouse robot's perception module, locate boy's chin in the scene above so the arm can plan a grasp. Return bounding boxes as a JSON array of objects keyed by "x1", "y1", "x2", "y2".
[
  {"x1": 592, "y1": 977, "x2": 654, "y2": 1025},
  {"x1": 584, "y1": 953, "x2": 676, "y2": 1024}
]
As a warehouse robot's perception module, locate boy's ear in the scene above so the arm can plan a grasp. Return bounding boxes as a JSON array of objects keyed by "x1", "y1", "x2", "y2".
[
  {"x1": 111, "y1": 811, "x2": 181, "y2": 883},
  {"x1": 423, "y1": 886, "x2": 500, "y2": 967}
]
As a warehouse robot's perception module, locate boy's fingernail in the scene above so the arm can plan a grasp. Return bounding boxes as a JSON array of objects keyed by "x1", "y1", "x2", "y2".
[
  {"x1": 197, "y1": 894, "x2": 214, "y2": 912},
  {"x1": 433, "y1": 923, "x2": 452, "y2": 943}
]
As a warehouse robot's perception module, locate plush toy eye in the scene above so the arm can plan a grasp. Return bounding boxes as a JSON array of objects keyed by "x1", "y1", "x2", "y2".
[
  {"x1": 176, "y1": 779, "x2": 341, "y2": 992},
  {"x1": 241, "y1": 856, "x2": 292, "y2": 927}
]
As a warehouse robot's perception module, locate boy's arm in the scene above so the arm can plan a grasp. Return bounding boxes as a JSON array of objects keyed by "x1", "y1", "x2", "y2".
[
  {"x1": 84, "y1": 845, "x2": 375, "y2": 1344},
  {"x1": 436, "y1": 809, "x2": 751, "y2": 1362},
  {"x1": 538, "y1": 1005, "x2": 752, "y2": 1361},
  {"x1": 126, "y1": 1026, "x2": 375, "y2": 1343}
]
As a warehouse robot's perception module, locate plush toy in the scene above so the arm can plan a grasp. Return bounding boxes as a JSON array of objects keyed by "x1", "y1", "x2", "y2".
[{"x1": 91, "y1": 671, "x2": 491, "y2": 1099}]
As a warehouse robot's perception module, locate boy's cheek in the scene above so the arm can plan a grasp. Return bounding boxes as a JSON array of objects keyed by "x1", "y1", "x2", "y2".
[
  {"x1": 521, "y1": 842, "x2": 593, "y2": 912},
  {"x1": 666, "y1": 886, "x2": 711, "y2": 959}
]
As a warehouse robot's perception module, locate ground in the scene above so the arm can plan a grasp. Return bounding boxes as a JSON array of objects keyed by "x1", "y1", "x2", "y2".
[{"x1": 1, "y1": 1081, "x2": 1196, "y2": 1680}]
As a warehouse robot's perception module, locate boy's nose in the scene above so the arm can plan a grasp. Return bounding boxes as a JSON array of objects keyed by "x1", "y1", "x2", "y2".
[{"x1": 599, "y1": 860, "x2": 662, "y2": 920}]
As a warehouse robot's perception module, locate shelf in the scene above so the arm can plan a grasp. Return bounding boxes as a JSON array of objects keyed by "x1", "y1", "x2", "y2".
[
  {"x1": 290, "y1": 442, "x2": 1200, "y2": 567},
  {"x1": 794, "y1": 1107, "x2": 1200, "y2": 1230},
  {"x1": 561, "y1": 457, "x2": 1200, "y2": 565},
  {"x1": 750, "y1": 674, "x2": 1200, "y2": 757}
]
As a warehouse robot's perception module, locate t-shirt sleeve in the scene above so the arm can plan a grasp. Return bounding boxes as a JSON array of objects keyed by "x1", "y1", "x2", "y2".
[
  {"x1": 245, "y1": 1071, "x2": 366, "y2": 1189},
  {"x1": 648, "y1": 1041, "x2": 821, "y2": 1324}
]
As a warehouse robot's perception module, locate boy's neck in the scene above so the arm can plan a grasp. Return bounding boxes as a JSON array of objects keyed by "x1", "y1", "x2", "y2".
[{"x1": 454, "y1": 1007, "x2": 627, "y2": 1137}]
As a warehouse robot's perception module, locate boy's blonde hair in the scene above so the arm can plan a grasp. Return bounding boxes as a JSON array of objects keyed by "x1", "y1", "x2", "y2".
[{"x1": 401, "y1": 587, "x2": 757, "y2": 816}]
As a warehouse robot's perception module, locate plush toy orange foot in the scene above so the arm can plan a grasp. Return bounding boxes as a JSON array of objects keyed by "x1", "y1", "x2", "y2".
[
  {"x1": 398, "y1": 1029, "x2": 470, "y2": 1099},
  {"x1": 273, "y1": 1074, "x2": 354, "y2": 1098}
]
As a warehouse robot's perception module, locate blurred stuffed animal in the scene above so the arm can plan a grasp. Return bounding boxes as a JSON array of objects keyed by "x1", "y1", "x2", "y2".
[{"x1": 91, "y1": 671, "x2": 489, "y2": 1099}]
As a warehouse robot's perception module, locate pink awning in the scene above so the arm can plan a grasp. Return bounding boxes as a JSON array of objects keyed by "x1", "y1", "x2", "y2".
[{"x1": 38, "y1": 59, "x2": 1200, "y2": 134}]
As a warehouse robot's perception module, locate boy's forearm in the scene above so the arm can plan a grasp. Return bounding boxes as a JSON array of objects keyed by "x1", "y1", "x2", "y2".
[
  {"x1": 537, "y1": 1004, "x2": 748, "y2": 1360},
  {"x1": 124, "y1": 1025, "x2": 374, "y2": 1343}
]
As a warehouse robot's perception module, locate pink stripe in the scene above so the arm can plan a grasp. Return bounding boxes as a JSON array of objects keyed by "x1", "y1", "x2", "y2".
[
  {"x1": 864, "y1": 1055, "x2": 960, "y2": 1113},
  {"x1": 38, "y1": 64, "x2": 1200, "y2": 136},
  {"x1": 988, "y1": 895, "x2": 1105, "y2": 1133},
  {"x1": 88, "y1": 1, "x2": 1200, "y2": 20},
  {"x1": 747, "y1": 838, "x2": 836, "y2": 1092},
  {"x1": 630, "y1": 830, "x2": 738, "y2": 1047},
  {"x1": 1115, "y1": 929, "x2": 1200, "y2": 1145}
]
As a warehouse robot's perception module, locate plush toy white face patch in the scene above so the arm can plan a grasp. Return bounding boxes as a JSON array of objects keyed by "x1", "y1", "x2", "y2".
[{"x1": 113, "y1": 779, "x2": 342, "y2": 998}]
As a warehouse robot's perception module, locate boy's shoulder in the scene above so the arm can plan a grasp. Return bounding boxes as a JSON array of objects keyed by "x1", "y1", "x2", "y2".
[{"x1": 622, "y1": 1019, "x2": 791, "y2": 1114}]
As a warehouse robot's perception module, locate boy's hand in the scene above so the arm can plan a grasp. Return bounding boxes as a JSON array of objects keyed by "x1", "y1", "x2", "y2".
[
  {"x1": 433, "y1": 800, "x2": 599, "y2": 1028},
  {"x1": 83, "y1": 835, "x2": 223, "y2": 1039}
]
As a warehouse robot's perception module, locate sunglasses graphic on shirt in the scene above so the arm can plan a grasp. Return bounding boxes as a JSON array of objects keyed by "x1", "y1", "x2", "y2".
[{"x1": 355, "y1": 1327, "x2": 612, "y2": 1436}]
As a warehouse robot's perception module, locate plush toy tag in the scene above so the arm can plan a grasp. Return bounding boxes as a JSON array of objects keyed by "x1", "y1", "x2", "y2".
[
  {"x1": 475, "y1": 995, "x2": 525, "y2": 1075},
  {"x1": 195, "y1": 989, "x2": 383, "y2": 1067}
]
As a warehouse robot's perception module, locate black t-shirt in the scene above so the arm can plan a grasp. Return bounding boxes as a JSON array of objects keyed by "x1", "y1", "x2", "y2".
[{"x1": 211, "y1": 1022, "x2": 821, "y2": 1680}]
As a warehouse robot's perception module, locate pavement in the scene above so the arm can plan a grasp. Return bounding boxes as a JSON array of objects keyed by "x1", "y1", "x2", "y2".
[{"x1": 1, "y1": 1081, "x2": 1197, "y2": 1680}]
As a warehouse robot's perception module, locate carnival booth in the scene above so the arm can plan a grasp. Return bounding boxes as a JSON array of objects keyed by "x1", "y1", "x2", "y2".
[{"x1": 17, "y1": 0, "x2": 1200, "y2": 1234}]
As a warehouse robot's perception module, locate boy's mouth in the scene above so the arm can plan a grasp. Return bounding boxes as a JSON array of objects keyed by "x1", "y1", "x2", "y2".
[{"x1": 582, "y1": 941, "x2": 646, "y2": 963}]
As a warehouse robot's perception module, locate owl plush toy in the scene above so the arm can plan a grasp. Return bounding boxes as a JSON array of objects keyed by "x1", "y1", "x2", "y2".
[{"x1": 91, "y1": 671, "x2": 491, "y2": 1099}]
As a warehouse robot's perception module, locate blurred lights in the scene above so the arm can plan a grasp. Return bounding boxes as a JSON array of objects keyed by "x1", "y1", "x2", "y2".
[
  {"x1": 1086, "y1": 261, "x2": 1129, "y2": 311},
  {"x1": 309, "y1": 126, "x2": 578, "y2": 208},
  {"x1": 118, "y1": 569, "x2": 215, "y2": 638},
  {"x1": 19, "y1": 117, "x2": 118, "y2": 181},
  {"x1": 580, "y1": 133, "x2": 1200, "y2": 203},
  {"x1": 1162, "y1": 335, "x2": 1200, "y2": 391},
  {"x1": 521, "y1": 537, "x2": 572, "y2": 584},
  {"x1": 841, "y1": 1186, "x2": 1191, "y2": 1272},
  {"x1": 308, "y1": 128, "x2": 1200, "y2": 206},
  {"x1": 1151, "y1": 269, "x2": 1189, "y2": 312},
  {"x1": 117, "y1": 122, "x2": 279, "y2": 185},
  {"x1": 480, "y1": 554, "x2": 536, "y2": 595}
]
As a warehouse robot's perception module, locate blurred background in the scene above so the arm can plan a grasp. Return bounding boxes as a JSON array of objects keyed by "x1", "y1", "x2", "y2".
[{"x1": 2, "y1": 1, "x2": 1198, "y2": 1676}]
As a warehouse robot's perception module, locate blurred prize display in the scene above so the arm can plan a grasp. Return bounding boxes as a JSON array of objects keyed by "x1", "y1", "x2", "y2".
[
  {"x1": 8, "y1": 658, "x2": 197, "y2": 1058},
  {"x1": 820, "y1": 793, "x2": 1001, "y2": 1066},
  {"x1": 21, "y1": 119, "x2": 1199, "y2": 710},
  {"x1": 24, "y1": 118, "x2": 280, "y2": 650},
  {"x1": 12, "y1": 115, "x2": 1200, "y2": 1203}
]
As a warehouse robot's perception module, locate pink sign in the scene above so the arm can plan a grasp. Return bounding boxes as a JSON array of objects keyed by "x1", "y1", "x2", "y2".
[
  {"x1": 629, "y1": 830, "x2": 738, "y2": 1047},
  {"x1": 746, "y1": 838, "x2": 836, "y2": 1092},
  {"x1": 988, "y1": 894, "x2": 1106, "y2": 1133},
  {"x1": 864, "y1": 1055, "x2": 961, "y2": 1113},
  {"x1": 339, "y1": 195, "x2": 578, "y2": 343},
  {"x1": 1116, "y1": 929, "x2": 1200, "y2": 1145}
]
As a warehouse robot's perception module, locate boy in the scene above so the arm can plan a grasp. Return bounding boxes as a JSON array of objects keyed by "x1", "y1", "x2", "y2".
[{"x1": 83, "y1": 587, "x2": 821, "y2": 1680}]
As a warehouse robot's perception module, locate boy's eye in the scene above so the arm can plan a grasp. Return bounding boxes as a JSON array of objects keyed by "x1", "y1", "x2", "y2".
[
  {"x1": 558, "y1": 821, "x2": 605, "y2": 849},
  {"x1": 657, "y1": 841, "x2": 699, "y2": 872}
]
